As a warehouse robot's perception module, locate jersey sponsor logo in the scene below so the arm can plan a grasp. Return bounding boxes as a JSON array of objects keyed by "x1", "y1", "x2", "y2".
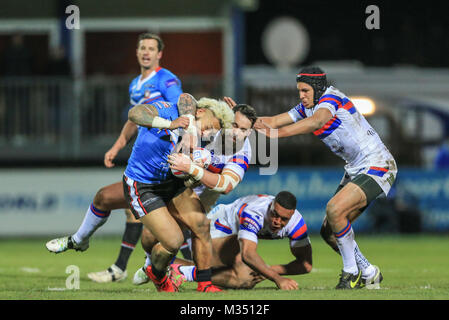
[
  {"x1": 165, "y1": 78, "x2": 179, "y2": 88},
  {"x1": 241, "y1": 217, "x2": 259, "y2": 234},
  {"x1": 239, "y1": 212, "x2": 262, "y2": 235}
]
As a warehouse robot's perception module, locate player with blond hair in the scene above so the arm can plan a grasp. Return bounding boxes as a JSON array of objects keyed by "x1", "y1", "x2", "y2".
[
  {"x1": 45, "y1": 93, "x2": 232, "y2": 292},
  {"x1": 133, "y1": 102, "x2": 258, "y2": 291}
]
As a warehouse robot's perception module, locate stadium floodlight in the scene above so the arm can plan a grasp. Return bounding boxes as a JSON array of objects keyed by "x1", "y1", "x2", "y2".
[{"x1": 349, "y1": 97, "x2": 376, "y2": 115}]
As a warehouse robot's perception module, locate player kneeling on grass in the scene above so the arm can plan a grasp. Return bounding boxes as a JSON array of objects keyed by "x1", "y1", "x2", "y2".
[{"x1": 135, "y1": 191, "x2": 312, "y2": 290}]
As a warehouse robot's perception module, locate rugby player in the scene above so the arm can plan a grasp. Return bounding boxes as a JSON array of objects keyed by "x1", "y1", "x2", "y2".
[
  {"x1": 139, "y1": 192, "x2": 311, "y2": 290},
  {"x1": 45, "y1": 92, "x2": 230, "y2": 292},
  {"x1": 87, "y1": 33, "x2": 191, "y2": 283},
  {"x1": 255, "y1": 66, "x2": 397, "y2": 289},
  {"x1": 133, "y1": 104, "x2": 257, "y2": 291}
]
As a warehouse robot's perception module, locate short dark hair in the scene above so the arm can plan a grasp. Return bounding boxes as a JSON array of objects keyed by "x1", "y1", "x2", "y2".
[
  {"x1": 233, "y1": 104, "x2": 257, "y2": 127},
  {"x1": 274, "y1": 191, "x2": 297, "y2": 210},
  {"x1": 137, "y1": 33, "x2": 164, "y2": 52}
]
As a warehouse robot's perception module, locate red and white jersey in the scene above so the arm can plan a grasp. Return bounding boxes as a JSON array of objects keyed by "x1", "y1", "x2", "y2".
[
  {"x1": 288, "y1": 86, "x2": 395, "y2": 179},
  {"x1": 193, "y1": 134, "x2": 251, "y2": 211},
  {"x1": 208, "y1": 194, "x2": 310, "y2": 248}
]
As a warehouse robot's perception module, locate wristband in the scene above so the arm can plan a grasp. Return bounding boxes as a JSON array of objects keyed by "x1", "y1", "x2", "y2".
[
  {"x1": 151, "y1": 116, "x2": 172, "y2": 129},
  {"x1": 184, "y1": 114, "x2": 197, "y2": 136},
  {"x1": 188, "y1": 162, "x2": 204, "y2": 180}
]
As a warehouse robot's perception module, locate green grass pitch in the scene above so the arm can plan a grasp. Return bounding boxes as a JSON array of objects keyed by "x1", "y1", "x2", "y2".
[{"x1": 1, "y1": 234, "x2": 448, "y2": 300}]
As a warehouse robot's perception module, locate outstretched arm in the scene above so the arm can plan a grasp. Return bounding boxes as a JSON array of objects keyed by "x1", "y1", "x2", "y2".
[
  {"x1": 255, "y1": 112, "x2": 295, "y2": 130},
  {"x1": 258, "y1": 108, "x2": 333, "y2": 138},
  {"x1": 239, "y1": 238, "x2": 298, "y2": 290}
]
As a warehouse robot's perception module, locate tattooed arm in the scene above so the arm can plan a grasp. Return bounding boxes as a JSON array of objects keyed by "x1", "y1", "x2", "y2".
[
  {"x1": 128, "y1": 104, "x2": 189, "y2": 130},
  {"x1": 176, "y1": 93, "x2": 199, "y2": 152},
  {"x1": 177, "y1": 93, "x2": 197, "y2": 117}
]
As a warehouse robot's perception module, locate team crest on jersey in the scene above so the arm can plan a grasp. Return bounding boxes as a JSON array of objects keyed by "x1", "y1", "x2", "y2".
[{"x1": 144, "y1": 90, "x2": 151, "y2": 98}]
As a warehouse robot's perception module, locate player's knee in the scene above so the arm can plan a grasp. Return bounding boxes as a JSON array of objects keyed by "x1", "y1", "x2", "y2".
[
  {"x1": 141, "y1": 228, "x2": 157, "y2": 253},
  {"x1": 160, "y1": 234, "x2": 184, "y2": 253},
  {"x1": 93, "y1": 187, "x2": 112, "y2": 210},
  {"x1": 325, "y1": 201, "x2": 342, "y2": 224}
]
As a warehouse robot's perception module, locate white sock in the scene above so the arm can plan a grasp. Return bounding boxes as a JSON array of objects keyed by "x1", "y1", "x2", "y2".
[
  {"x1": 334, "y1": 221, "x2": 358, "y2": 275},
  {"x1": 144, "y1": 253, "x2": 151, "y2": 268},
  {"x1": 179, "y1": 266, "x2": 196, "y2": 282},
  {"x1": 72, "y1": 203, "x2": 110, "y2": 244},
  {"x1": 354, "y1": 241, "x2": 376, "y2": 278}
]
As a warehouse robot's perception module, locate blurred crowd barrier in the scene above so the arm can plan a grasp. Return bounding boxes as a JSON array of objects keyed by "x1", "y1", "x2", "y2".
[
  {"x1": 0, "y1": 75, "x2": 424, "y2": 167},
  {"x1": 0, "y1": 75, "x2": 223, "y2": 162},
  {"x1": 0, "y1": 167, "x2": 446, "y2": 236}
]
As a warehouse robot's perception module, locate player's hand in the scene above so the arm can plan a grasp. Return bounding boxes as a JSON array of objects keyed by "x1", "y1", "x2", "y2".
[
  {"x1": 255, "y1": 120, "x2": 277, "y2": 138},
  {"x1": 167, "y1": 153, "x2": 192, "y2": 173},
  {"x1": 176, "y1": 132, "x2": 198, "y2": 153},
  {"x1": 169, "y1": 116, "x2": 190, "y2": 130},
  {"x1": 223, "y1": 96, "x2": 237, "y2": 109},
  {"x1": 254, "y1": 117, "x2": 270, "y2": 130},
  {"x1": 104, "y1": 147, "x2": 119, "y2": 168},
  {"x1": 275, "y1": 277, "x2": 299, "y2": 290}
]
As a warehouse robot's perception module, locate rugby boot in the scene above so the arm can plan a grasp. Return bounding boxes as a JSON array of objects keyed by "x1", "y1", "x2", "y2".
[
  {"x1": 87, "y1": 264, "x2": 127, "y2": 283},
  {"x1": 133, "y1": 266, "x2": 150, "y2": 285},
  {"x1": 46, "y1": 236, "x2": 89, "y2": 253},
  {"x1": 168, "y1": 264, "x2": 187, "y2": 290},
  {"x1": 145, "y1": 265, "x2": 178, "y2": 292},
  {"x1": 197, "y1": 281, "x2": 223, "y2": 293},
  {"x1": 360, "y1": 265, "x2": 383, "y2": 289},
  {"x1": 335, "y1": 269, "x2": 362, "y2": 289}
]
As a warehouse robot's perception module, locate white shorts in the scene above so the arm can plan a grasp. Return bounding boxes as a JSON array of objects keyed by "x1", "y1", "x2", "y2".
[
  {"x1": 207, "y1": 204, "x2": 238, "y2": 239},
  {"x1": 343, "y1": 159, "x2": 398, "y2": 198}
]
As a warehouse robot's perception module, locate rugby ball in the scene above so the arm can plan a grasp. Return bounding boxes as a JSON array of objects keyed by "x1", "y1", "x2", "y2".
[
  {"x1": 192, "y1": 147, "x2": 212, "y2": 168},
  {"x1": 170, "y1": 148, "x2": 212, "y2": 179}
]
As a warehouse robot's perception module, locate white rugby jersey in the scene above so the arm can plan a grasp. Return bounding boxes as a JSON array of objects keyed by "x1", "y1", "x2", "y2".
[
  {"x1": 193, "y1": 134, "x2": 252, "y2": 211},
  {"x1": 213, "y1": 194, "x2": 309, "y2": 248},
  {"x1": 288, "y1": 86, "x2": 394, "y2": 176}
]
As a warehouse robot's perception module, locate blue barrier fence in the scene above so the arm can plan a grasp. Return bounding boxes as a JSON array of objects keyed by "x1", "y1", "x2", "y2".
[{"x1": 1, "y1": 167, "x2": 447, "y2": 236}]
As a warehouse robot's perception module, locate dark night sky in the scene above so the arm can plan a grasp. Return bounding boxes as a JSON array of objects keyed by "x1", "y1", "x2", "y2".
[{"x1": 244, "y1": 0, "x2": 449, "y2": 67}]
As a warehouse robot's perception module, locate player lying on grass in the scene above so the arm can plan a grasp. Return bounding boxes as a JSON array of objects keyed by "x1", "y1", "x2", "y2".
[
  {"x1": 46, "y1": 93, "x2": 229, "y2": 292},
  {"x1": 253, "y1": 66, "x2": 397, "y2": 289},
  {"x1": 134, "y1": 191, "x2": 312, "y2": 290}
]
